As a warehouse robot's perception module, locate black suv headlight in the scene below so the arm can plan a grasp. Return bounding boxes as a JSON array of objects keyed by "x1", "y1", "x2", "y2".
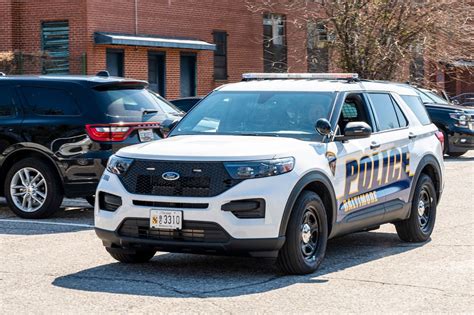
[
  {"x1": 449, "y1": 111, "x2": 470, "y2": 128},
  {"x1": 106, "y1": 155, "x2": 133, "y2": 175},
  {"x1": 224, "y1": 157, "x2": 295, "y2": 179}
]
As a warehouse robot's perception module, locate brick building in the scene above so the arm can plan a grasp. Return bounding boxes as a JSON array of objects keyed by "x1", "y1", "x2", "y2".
[
  {"x1": 1, "y1": 0, "x2": 470, "y2": 99},
  {"x1": 0, "y1": 0, "x2": 329, "y2": 99}
]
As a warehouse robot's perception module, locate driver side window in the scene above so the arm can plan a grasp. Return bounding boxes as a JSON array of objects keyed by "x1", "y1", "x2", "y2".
[{"x1": 337, "y1": 93, "x2": 373, "y2": 133}]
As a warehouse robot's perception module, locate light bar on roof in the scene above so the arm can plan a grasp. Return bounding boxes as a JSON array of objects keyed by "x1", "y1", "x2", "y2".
[{"x1": 242, "y1": 73, "x2": 359, "y2": 80}]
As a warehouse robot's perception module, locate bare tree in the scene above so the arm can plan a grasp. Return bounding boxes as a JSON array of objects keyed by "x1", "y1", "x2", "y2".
[{"x1": 246, "y1": 0, "x2": 473, "y2": 86}]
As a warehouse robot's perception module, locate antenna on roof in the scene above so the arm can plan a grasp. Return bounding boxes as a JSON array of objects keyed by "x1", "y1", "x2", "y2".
[
  {"x1": 0, "y1": 72, "x2": 6, "y2": 77},
  {"x1": 96, "y1": 70, "x2": 110, "y2": 77}
]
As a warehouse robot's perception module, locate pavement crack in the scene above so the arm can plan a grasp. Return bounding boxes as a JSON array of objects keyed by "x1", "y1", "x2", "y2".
[{"x1": 322, "y1": 276, "x2": 473, "y2": 298}]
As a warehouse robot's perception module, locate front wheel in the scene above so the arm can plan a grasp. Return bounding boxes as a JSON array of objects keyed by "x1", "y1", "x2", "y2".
[
  {"x1": 395, "y1": 174, "x2": 437, "y2": 242},
  {"x1": 5, "y1": 158, "x2": 63, "y2": 219},
  {"x1": 107, "y1": 248, "x2": 156, "y2": 263},
  {"x1": 277, "y1": 191, "x2": 328, "y2": 275}
]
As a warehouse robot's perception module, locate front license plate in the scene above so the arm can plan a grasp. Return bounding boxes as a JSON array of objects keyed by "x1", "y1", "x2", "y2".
[
  {"x1": 138, "y1": 129, "x2": 154, "y2": 142},
  {"x1": 150, "y1": 210, "x2": 182, "y2": 230}
]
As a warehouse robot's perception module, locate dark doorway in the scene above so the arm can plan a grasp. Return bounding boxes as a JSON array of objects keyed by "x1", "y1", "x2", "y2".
[
  {"x1": 180, "y1": 53, "x2": 197, "y2": 97},
  {"x1": 106, "y1": 49, "x2": 124, "y2": 77},
  {"x1": 148, "y1": 52, "x2": 166, "y2": 97}
]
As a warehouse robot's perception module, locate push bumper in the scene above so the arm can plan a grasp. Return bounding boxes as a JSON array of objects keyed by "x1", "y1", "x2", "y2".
[{"x1": 95, "y1": 227, "x2": 285, "y2": 258}]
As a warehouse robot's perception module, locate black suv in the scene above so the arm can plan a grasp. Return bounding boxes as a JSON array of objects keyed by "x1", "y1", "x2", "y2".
[
  {"x1": 410, "y1": 87, "x2": 474, "y2": 157},
  {"x1": 0, "y1": 74, "x2": 183, "y2": 218}
]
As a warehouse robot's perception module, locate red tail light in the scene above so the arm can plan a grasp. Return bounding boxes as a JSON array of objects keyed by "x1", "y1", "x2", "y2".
[
  {"x1": 435, "y1": 130, "x2": 445, "y2": 151},
  {"x1": 86, "y1": 122, "x2": 160, "y2": 142}
]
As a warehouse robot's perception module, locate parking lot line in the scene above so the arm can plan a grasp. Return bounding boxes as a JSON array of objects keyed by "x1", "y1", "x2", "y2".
[{"x1": 0, "y1": 219, "x2": 94, "y2": 229}]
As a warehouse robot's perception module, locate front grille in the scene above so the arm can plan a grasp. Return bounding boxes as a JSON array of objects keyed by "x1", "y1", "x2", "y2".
[
  {"x1": 118, "y1": 160, "x2": 241, "y2": 197},
  {"x1": 118, "y1": 219, "x2": 230, "y2": 243},
  {"x1": 133, "y1": 200, "x2": 209, "y2": 209}
]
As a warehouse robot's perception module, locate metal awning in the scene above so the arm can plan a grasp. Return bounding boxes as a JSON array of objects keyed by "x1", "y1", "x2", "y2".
[{"x1": 94, "y1": 32, "x2": 216, "y2": 51}]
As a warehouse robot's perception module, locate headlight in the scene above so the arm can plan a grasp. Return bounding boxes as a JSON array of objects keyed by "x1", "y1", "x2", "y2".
[
  {"x1": 449, "y1": 112, "x2": 469, "y2": 127},
  {"x1": 106, "y1": 155, "x2": 133, "y2": 175},
  {"x1": 224, "y1": 157, "x2": 295, "y2": 179}
]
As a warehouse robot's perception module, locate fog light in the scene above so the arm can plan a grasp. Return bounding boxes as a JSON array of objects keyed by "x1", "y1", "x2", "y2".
[
  {"x1": 98, "y1": 192, "x2": 122, "y2": 212},
  {"x1": 221, "y1": 199, "x2": 266, "y2": 219}
]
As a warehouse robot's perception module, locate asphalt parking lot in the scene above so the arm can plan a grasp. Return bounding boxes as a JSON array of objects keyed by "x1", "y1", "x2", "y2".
[{"x1": 0, "y1": 153, "x2": 473, "y2": 313}]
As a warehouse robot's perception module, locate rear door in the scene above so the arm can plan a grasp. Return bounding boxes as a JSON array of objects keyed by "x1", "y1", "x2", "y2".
[
  {"x1": 365, "y1": 92, "x2": 413, "y2": 217},
  {"x1": 0, "y1": 84, "x2": 23, "y2": 152}
]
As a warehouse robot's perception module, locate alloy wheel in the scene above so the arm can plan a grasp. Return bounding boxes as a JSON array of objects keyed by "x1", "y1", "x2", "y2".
[{"x1": 10, "y1": 167, "x2": 48, "y2": 213}]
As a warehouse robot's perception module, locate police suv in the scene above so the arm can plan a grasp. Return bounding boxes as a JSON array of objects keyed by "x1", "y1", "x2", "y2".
[{"x1": 95, "y1": 73, "x2": 444, "y2": 274}]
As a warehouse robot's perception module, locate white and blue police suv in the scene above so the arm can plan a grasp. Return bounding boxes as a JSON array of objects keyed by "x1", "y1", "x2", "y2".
[{"x1": 95, "y1": 73, "x2": 445, "y2": 274}]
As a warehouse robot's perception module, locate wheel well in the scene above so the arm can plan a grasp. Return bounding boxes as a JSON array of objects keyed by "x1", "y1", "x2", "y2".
[
  {"x1": 0, "y1": 150, "x2": 63, "y2": 196},
  {"x1": 302, "y1": 181, "x2": 334, "y2": 235},
  {"x1": 420, "y1": 164, "x2": 441, "y2": 201}
]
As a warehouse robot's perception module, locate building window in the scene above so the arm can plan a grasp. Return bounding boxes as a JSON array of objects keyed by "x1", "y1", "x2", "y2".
[
  {"x1": 41, "y1": 21, "x2": 69, "y2": 74},
  {"x1": 106, "y1": 49, "x2": 124, "y2": 77},
  {"x1": 213, "y1": 31, "x2": 228, "y2": 80},
  {"x1": 307, "y1": 22, "x2": 329, "y2": 73},
  {"x1": 263, "y1": 14, "x2": 287, "y2": 73}
]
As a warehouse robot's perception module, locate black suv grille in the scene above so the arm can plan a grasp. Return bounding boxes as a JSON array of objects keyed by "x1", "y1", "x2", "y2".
[
  {"x1": 118, "y1": 160, "x2": 241, "y2": 197},
  {"x1": 118, "y1": 219, "x2": 230, "y2": 243}
]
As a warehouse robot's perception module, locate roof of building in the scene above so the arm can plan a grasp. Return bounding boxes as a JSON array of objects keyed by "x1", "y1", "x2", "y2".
[{"x1": 94, "y1": 32, "x2": 216, "y2": 51}]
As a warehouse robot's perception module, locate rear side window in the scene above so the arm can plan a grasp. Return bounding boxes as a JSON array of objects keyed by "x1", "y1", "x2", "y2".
[
  {"x1": 401, "y1": 95, "x2": 431, "y2": 125},
  {"x1": 0, "y1": 86, "x2": 16, "y2": 118},
  {"x1": 21, "y1": 87, "x2": 80, "y2": 116},
  {"x1": 368, "y1": 93, "x2": 407, "y2": 131},
  {"x1": 93, "y1": 87, "x2": 181, "y2": 117}
]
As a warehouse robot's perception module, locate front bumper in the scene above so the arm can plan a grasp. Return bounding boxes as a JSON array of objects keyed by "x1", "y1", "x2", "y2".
[
  {"x1": 448, "y1": 130, "x2": 474, "y2": 152},
  {"x1": 95, "y1": 169, "x2": 298, "y2": 244},
  {"x1": 96, "y1": 227, "x2": 285, "y2": 258}
]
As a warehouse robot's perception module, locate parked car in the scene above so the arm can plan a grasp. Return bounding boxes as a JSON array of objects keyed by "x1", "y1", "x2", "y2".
[
  {"x1": 95, "y1": 73, "x2": 444, "y2": 275},
  {"x1": 407, "y1": 86, "x2": 474, "y2": 157},
  {"x1": 170, "y1": 97, "x2": 202, "y2": 113},
  {"x1": 0, "y1": 73, "x2": 183, "y2": 218}
]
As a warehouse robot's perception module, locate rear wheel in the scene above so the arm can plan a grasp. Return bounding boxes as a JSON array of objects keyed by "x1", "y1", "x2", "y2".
[
  {"x1": 5, "y1": 158, "x2": 63, "y2": 219},
  {"x1": 395, "y1": 174, "x2": 437, "y2": 242},
  {"x1": 277, "y1": 191, "x2": 328, "y2": 275},
  {"x1": 107, "y1": 248, "x2": 156, "y2": 263}
]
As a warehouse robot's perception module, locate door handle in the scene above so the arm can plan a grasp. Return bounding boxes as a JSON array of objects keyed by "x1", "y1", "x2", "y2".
[
  {"x1": 409, "y1": 132, "x2": 417, "y2": 139},
  {"x1": 370, "y1": 142, "x2": 380, "y2": 150}
]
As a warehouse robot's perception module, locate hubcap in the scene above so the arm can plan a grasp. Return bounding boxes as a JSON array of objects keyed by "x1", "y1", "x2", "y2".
[
  {"x1": 10, "y1": 167, "x2": 47, "y2": 213},
  {"x1": 300, "y1": 207, "x2": 320, "y2": 261},
  {"x1": 418, "y1": 188, "x2": 432, "y2": 232}
]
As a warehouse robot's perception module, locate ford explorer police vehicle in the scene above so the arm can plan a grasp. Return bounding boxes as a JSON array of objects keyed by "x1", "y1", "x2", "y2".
[{"x1": 94, "y1": 73, "x2": 444, "y2": 275}]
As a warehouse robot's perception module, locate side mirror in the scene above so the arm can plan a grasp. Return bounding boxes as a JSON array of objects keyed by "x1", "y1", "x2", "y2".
[
  {"x1": 315, "y1": 118, "x2": 331, "y2": 136},
  {"x1": 159, "y1": 118, "x2": 179, "y2": 138},
  {"x1": 336, "y1": 121, "x2": 372, "y2": 141}
]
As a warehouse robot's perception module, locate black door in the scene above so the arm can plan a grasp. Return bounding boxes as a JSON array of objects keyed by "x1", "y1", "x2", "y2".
[
  {"x1": 180, "y1": 53, "x2": 197, "y2": 97},
  {"x1": 148, "y1": 53, "x2": 166, "y2": 97}
]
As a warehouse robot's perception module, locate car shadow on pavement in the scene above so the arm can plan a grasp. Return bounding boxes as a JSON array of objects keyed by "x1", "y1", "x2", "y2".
[
  {"x1": 52, "y1": 231, "x2": 425, "y2": 298},
  {"x1": 443, "y1": 155, "x2": 474, "y2": 162}
]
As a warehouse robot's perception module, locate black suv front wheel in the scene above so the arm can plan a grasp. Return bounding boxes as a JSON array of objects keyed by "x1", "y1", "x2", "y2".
[
  {"x1": 277, "y1": 191, "x2": 328, "y2": 275},
  {"x1": 5, "y1": 158, "x2": 63, "y2": 219}
]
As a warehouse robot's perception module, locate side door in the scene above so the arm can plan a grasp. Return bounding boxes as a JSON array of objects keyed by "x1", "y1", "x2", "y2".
[
  {"x1": 0, "y1": 84, "x2": 23, "y2": 153},
  {"x1": 365, "y1": 92, "x2": 413, "y2": 221},
  {"x1": 326, "y1": 92, "x2": 383, "y2": 231}
]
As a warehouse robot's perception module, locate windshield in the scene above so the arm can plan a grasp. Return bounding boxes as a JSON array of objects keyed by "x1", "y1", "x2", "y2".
[
  {"x1": 170, "y1": 91, "x2": 336, "y2": 140},
  {"x1": 94, "y1": 87, "x2": 183, "y2": 117},
  {"x1": 418, "y1": 89, "x2": 449, "y2": 105}
]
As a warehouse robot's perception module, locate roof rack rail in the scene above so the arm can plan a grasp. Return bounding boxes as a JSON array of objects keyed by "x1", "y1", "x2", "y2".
[
  {"x1": 0, "y1": 72, "x2": 6, "y2": 77},
  {"x1": 96, "y1": 70, "x2": 110, "y2": 77},
  {"x1": 242, "y1": 73, "x2": 359, "y2": 81}
]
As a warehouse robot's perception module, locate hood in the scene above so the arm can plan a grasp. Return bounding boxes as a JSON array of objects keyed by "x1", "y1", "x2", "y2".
[
  {"x1": 425, "y1": 102, "x2": 474, "y2": 112},
  {"x1": 117, "y1": 135, "x2": 306, "y2": 161}
]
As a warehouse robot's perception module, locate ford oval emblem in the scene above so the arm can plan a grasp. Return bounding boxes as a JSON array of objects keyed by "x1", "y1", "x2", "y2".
[{"x1": 162, "y1": 171, "x2": 180, "y2": 181}]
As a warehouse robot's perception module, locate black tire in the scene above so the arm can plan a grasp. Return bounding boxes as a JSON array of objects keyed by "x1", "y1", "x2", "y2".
[
  {"x1": 447, "y1": 151, "x2": 467, "y2": 158},
  {"x1": 277, "y1": 190, "x2": 328, "y2": 275},
  {"x1": 85, "y1": 196, "x2": 95, "y2": 207},
  {"x1": 395, "y1": 174, "x2": 437, "y2": 242},
  {"x1": 107, "y1": 249, "x2": 156, "y2": 263},
  {"x1": 4, "y1": 158, "x2": 63, "y2": 219}
]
